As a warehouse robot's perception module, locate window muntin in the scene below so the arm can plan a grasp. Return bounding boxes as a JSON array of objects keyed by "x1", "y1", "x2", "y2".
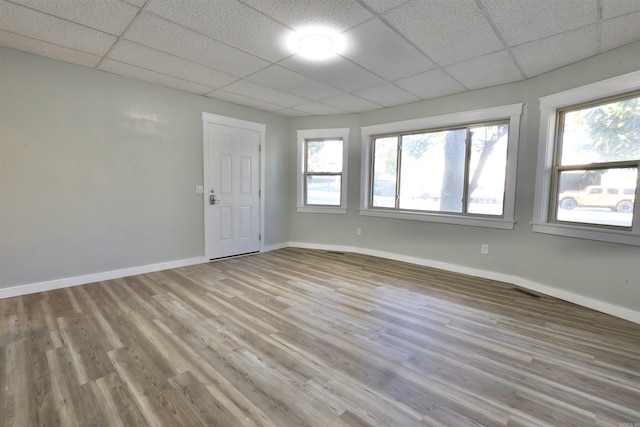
[
  {"x1": 550, "y1": 92, "x2": 640, "y2": 229},
  {"x1": 304, "y1": 138, "x2": 343, "y2": 206},
  {"x1": 370, "y1": 122, "x2": 509, "y2": 217}
]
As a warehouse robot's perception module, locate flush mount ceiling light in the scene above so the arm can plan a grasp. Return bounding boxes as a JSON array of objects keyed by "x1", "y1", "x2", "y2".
[{"x1": 298, "y1": 34, "x2": 335, "y2": 60}]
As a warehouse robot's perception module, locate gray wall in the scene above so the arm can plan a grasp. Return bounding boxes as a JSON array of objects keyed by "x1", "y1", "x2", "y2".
[
  {"x1": 0, "y1": 47, "x2": 290, "y2": 287},
  {"x1": 2, "y1": 40, "x2": 639, "y2": 317},
  {"x1": 290, "y1": 40, "x2": 640, "y2": 314}
]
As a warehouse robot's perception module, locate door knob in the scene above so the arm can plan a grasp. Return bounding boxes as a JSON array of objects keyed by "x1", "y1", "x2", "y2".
[{"x1": 209, "y1": 194, "x2": 219, "y2": 205}]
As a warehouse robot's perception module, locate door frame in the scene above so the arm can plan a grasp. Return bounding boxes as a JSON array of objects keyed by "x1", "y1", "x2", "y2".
[{"x1": 202, "y1": 112, "x2": 266, "y2": 260}]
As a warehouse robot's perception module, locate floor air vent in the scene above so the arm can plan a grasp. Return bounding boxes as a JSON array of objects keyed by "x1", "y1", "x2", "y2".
[{"x1": 512, "y1": 288, "x2": 541, "y2": 298}]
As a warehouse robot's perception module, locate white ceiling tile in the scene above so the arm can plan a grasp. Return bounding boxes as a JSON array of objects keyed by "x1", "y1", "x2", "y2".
[
  {"x1": 512, "y1": 25, "x2": 599, "y2": 78},
  {"x1": 99, "y1": 59, "x2": 214, "y2": 94},
  {"x1": 293, "y1": 102, "x2": 350, "y2": 115},
  {"x1": 221, "y1": 80, "x2": 309, "y2": 108},
  {"x1": 0, "y1": 0, "x2": 116, "y2": 55},
  {"x1": 602, "y1": 11, "x2": 640, "y2": 51},
  {"x1": 107, "y1": 40, "x2": 238, "y2": 88},
  {"x1": 240, "y1": 0, "x2": 373, "y2": 31},
  {"x1": 445, "y1": 50, "x2": 523, "y2": 90},
  {"x1": 342, "y1": 19, "x2": 436, "y2": 81},
  {"x1": 481, "y1": 0, "x2": 598, "y2": 46},
  {"x1": 275, "y1": 108, "x2": 313, "y2": 117},
  {"x1": 394, "y1": 68, "x2": 466, "y2": 99},
  {"x1": 125, "y1": 12, "x2": 270, "y2": 77},
  {"x1": 383, "y1": 0, "x2": 503, "y2": 66},
  {"x1": 358, "y1": 0, "x2": 409, "y2": 14},
  {"x1": 247, "y1": 65, "x2": 343, "y2": 100},
  {"x1": 206, "y1": 90, "x2": 284, "y2": 112},
  {"x1": 353, "y1": 83, "x2": 420, "y2": 107},
  {"x1": 320, "y1": 93, "x2": 382, "y2": 113},
  {"x1": 122, "y1": 0, "x2": 146, "y2": 6},
  {"x1": 8, "y1": 0, "x2": 140, "y2": 35},
  {"x1": 602, "y1": 0, "x2": 640, "y2": 19},
  {"x1": 146, "y1": 0, "x2": 294, "y2": 62},
  {"x1": 281, "y1": 55, "x2": 384, "y2": 91},
  {"x1": 0, "y1": 30, "x2": 101, "y2": 67}
]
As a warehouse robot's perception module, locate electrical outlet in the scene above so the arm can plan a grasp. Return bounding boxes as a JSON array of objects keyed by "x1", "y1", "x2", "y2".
[
  {"x1": 481, "y1": 244, "x2": 489, "y2": 255},
  {"x1": 356, "y1": 227, "x2": 362, "y2": 236}
]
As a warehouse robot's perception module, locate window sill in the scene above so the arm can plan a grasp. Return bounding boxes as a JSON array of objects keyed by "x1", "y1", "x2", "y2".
[
  {"x1": 297, "y1": 206, "x2": 347, "y2": 214},
  {"x1": 531, "y1": 222, "x2": 640, "y2": 246},
  {"x1": 360, "y1": 208, "x2": 515, "y2": 230}
]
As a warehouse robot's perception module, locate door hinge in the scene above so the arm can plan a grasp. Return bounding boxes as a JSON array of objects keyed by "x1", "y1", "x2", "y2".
[
  {"x1": 259, "y1": 145, "x2": 262, "y2": 153},
  {"x1": 259, "y1": 234, "x2": 262, "y2": 241},
  {"x1": 259, "y1": 189, "x2": 261, "y2": 197}
]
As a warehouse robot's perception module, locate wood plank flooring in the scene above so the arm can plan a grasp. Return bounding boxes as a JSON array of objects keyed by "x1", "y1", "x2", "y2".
[{"x1": 1, "y1": 247, "x2": 640, "y2": 426}]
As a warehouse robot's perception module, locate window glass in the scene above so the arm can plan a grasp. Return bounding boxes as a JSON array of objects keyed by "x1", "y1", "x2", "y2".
[
  {"x1": 559, "y1": 96, "x2": 640, "y2": 166},
  {"x1": 372, "y1": 137, "x2": 398, "y2": 208},
  {"x1": 555, "y1": 168, "x2": 637, "y2": 227},
  {"x1": 371, "y1": 123, "x2": 508, "y2": 216},
  {"x1": 304, "y1": 138, "x2": 343, "y2": 207},
  {"x1": 467, "y1": 124, "x2": 508, "y2": 215},
  {"x1": 307, "y1": 139, "x2": 342, "y2": 172}
]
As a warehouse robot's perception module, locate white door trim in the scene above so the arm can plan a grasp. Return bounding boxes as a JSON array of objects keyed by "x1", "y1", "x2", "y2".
[{"x1": 202, "y1": 112, "x2": 266, "y2": 259}]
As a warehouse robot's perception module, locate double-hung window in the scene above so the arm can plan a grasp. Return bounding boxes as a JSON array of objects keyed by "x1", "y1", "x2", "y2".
[
  {"x1": 360, "y1": 104, "x2": 522, "y2": 229},
  {"x1": 297, "y1": 128, "x2": 349, "y2": 214},
  {"x1": 533, "y1": 70, "x2": 640, "y2": 245}
]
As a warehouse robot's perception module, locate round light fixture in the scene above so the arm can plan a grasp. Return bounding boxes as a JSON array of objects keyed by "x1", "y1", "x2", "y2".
[{"x1": 298, "y1": 34, "x2": 335, "y2": 60}]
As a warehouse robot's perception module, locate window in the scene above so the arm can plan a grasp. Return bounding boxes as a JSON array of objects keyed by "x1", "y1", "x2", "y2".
[
  {"x1": 371, "y1": 121, "x2": 509, "y2": 216},
  {"x1": 297, "y1": 128, "x2": 349, "y2": 214},
  {"x1": 533, "y1": 70, "x2": 640, "y2": 245},
  {"x1": 360, "y1": 104, "x2": 522, "y2": 229}
]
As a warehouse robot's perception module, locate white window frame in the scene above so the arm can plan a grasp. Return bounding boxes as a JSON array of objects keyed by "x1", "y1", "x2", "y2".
[
  {"x1": 360, "y1": 104, "x2": 523, "y2": 229},
  {"x1": 532, "y1": 70, "x2": 640, "y2": 246},
  {"x1": 297, "y1": 128, "x2": 349, "y2": 214}
]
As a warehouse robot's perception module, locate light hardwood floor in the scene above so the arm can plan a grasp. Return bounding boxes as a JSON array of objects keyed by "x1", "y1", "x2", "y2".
[{"x1": 1, "y1": 248, "x2": 640, "y2": 426}]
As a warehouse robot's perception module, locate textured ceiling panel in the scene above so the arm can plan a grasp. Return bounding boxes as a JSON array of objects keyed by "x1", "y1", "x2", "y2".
[
  {"x1": 281, "y1": 55, "x2": 385, "y2": 92},
  {"x1": 221, "y1": 79, "x2": 309, "y2": 108},
  {"x1": 247, "y1": 65, "x2": 344, "y2": 100},
  {"x1": 512, "y1": 25, "x2": 599, "y2": 78},
  {"x1": 320, "y1": 92, "x2": 382, "y2": 113},
  {"x1": 354, "y1": 83, "x2": 421, "y2": 107},
  {"x1": 107, "y1": 40, "x2": 238, "y2": 88},
  {"x1": 445, "y1": 50, "x2": 523, "y2": 90},
  {"x1": 342, "y1": 19, "x2": 436, "y2": 81},
  {"x1": 602, "y1": 11, "x2": 640, "y2": 51},
  {"x1": 0, "y1": 29, "x2": 101, "y2": 67},
  {"x1": 0, "y1": 0, "x2": 116, "y2": 55},
  {"x1": 359, "y1": 0, "x2": 409, "y2": 14},
  {"x1": 1, "y1": 0, "x2": 640, "y2": 116},
  {"x1": 292, "y1": 101, "x2": 350, "y2": 115},
  {"x1": 98, "y1": 59, "x2": 214, "y2": 94},
  {"x1": 240, "y1": 0, "x2": 373, "y2": 31},
  {"x1": 207, "y1": 90, "x2": 284, "y2": 112},
  {"x1": 394, "y1": 68, "x2": 466, "y2": 100},
  {"x1": 383, "y1": 0, "x2": 504, "y2": 66},
  {"x1": 146, "y1": 0, "x2": 294, "y2": 62},
  {"x1": 124, "y1": 12, "x2": 270, "y2": 77},
  {"x1": 8, "y1": 0, "x2": 140, "y2": 35},
  {"x1": 481, "y1": 0, "x2": 598, "y2": 46}
]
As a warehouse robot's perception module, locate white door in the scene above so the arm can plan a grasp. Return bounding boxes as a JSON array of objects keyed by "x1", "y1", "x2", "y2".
[{"x1": 203, "y1": 114, "x2": 264, "y2": 260}]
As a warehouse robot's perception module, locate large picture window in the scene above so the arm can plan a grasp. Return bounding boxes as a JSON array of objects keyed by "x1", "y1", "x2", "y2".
[
  {"x1": 552, "y1": 93, "x2": 639, "y2": 228},
  {"x1": 297, "y1": 128, "x2": 349, "y2": 214},
  {"x1": 371, "y1": 122, "x2": 509, "y2": 216},
  {"x1": 533, "y1": 70, "x2": 640, "y2": 246},
  {"x1": 360, "y1": 104, "x2": 522, "y2": 229}
]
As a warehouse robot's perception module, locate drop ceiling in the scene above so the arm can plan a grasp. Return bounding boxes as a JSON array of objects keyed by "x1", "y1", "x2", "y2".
[{"x1": 1, "y1": 0, "x2": 640, "y2": 117}]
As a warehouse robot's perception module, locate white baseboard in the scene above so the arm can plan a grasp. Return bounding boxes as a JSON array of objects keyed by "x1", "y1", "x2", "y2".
[
  {"x1": 3, "y1": 242, "x2": 639, "y2": 325},
  {"x1": 0, "y1": 256, "x2": 208, "y2": 299},
  {"x1": 287, "y1": 241, "x2": 640, "y2": 325}
]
